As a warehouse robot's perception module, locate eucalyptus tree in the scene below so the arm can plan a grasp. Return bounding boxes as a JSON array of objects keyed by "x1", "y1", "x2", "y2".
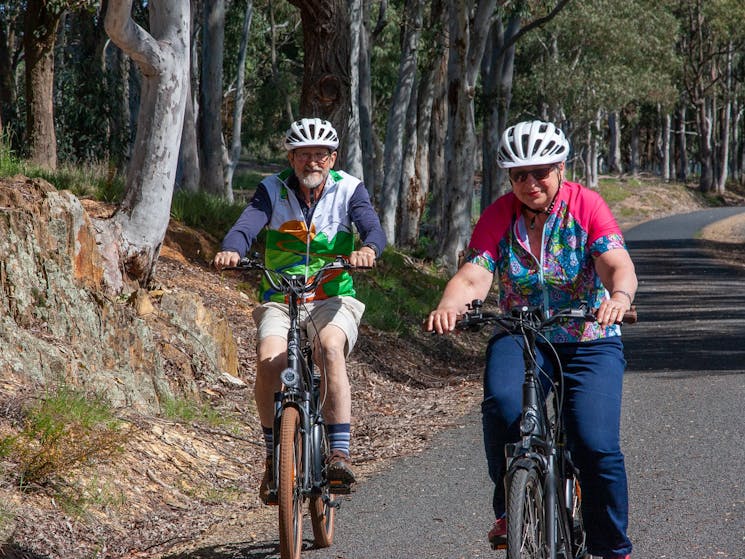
[
  {"x1": 511, "y1": 0, "x2": 678, "y2": 187},
  {"x1": 287, "y1": 0, "x2": 352, "y2": 154},
  {"x1": 0, "y1": 3, "x2": 22, "y2": 144},
  {"x1": 199, "y1": 0, "x2": 229, "y2": 200},
  {"x1": 400, "y1": 0, "x2": 446, "y2": 249},
  {"x1": 344, "y1": 0, "x2": 364, "y2": 179},
  {"x1": 23, "y1": 0, "x2": 97, "y2": 169},
  {"x1": 439, "y1": 0, "x2": 498, "y2": 272},
  {"x1": 224, "y1": 0, "x2": 253, "y2": 194},
  {"x1": 103, "y1": 0, "x2": 190, "y2": 289},
  {"x1": 379, "y1": 0, "x2": 424, "y2": 245},
  {"x1": 675, "y1": 0, "x2": 745, "y2": 194},
  {"x1": 479, "y1": 0, "x2": 571, "y2": 207}
]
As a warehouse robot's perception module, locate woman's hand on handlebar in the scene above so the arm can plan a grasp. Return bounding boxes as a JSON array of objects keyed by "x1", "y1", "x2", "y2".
[
  {"x1": 595, "y1": 297, "x2": 631, "y2": 328},
  {"x1": 213, "y1": 250, "x2": 241, "y2": 270},
  {"x1": 348, "y1": 246, "x2": 376, "y2": 268}
]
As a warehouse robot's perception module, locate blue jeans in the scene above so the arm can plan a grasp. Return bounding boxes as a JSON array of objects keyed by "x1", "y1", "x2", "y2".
[{"x1": 482, "y1": 334, "x2": 633, "y2": 558}]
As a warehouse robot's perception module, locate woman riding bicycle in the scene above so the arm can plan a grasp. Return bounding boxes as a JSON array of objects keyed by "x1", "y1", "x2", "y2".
[
  {"x1": 213, "y1": 118, "x2": 386, "y2": 504},
  {"x1": 426, "y1": 120, "x2": 637, "y2": 559}
]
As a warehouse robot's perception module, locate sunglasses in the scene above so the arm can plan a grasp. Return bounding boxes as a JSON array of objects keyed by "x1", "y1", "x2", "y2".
[{"x1": 509, "y1": 166, "x2": 557, "y2": 183}]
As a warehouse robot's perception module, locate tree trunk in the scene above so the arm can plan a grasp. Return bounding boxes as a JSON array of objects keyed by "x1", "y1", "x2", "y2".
[
  {"x1": 480, "y1": 16, "x2": 518, "y2": 209},
  {"x1": 403, "y1": 67, "x2": 436, "y2": 248},
  {"x1": 199, "y1": 0, "x2": 228, "y2": 199},
  {"x1": 696, "y1": 99, "x2": 715, "y2": 192},
  {"x1": 269, "y1": 2, "x2": 294, "y2": 125},
  {"x1": 176, "y1": 0, "x2": 200, "y2": 193},
  {"x1": 288, "y1": 0, "x2": 351, "y2": 160},
  {"x1": 380, "y1": 0, "x2": 423, "y2": 245},
  {"x1": 629, "y1": 121, "x2": 640, "y2": 177},
  {"x1": 225, "y1": 0, "x2": 254, "y2": 194},
  {"x1": 440, "y1": 0, "x2": 497, "y2": 272},
  {"x1": 426, "y1": 23, "x2": 449, "y2": 260},
  {"x1": 24, "y1": 0, "x2": 60, "y2": 170},
  {"x1": 676, "y1": 105, "x2": 688, "y2": 182},
  {"x1": 177, "y1": 79, "x2": 200, "y2": 193},
  {"x1": 104, "y1": 0, "x2": 190, "y2": 289},
  {"x1": 0, "y1": 17, "x2": 18, "y2": 140},
  {"x1": 398, "y1": 75, "x2": 419, "y2": 248},
  {"x1": 608, "y1": 110, "x2": 623, "y2": 174},
  {"x1": 358, "y1": 3, "x2": 377, "y2": 198},
  {"x1": 662, "y1": 112, "x2": 671, "y2": 182},
  {"x1": 343, "y1": 0, "x2": 364, "y2": 179},
  {"x1": 715, "y1": 45, "x2": 733, "y2": 195}
]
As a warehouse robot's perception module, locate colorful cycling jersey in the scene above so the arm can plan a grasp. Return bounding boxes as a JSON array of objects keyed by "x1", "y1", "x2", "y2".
[
  {"x1": 466, "y1": 180, "x2": 626, "y2": 342},
  {"x1": 222, "y1": 168, "x2": 385, "y2": 303}
]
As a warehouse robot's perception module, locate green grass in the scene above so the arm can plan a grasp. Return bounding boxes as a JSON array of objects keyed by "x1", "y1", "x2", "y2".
[
  {"x1": 170, "y1": 190, "x2": 246, "y2": 240},
  {"x1": 0, "y1": 386, "x2": 126, "y2": 487},
  {"x1": 160, "y1": 396, "x2": 239, "y2": 429},
  {"x1": 355, "y1": 248, "x2": 449, "y2": 335}
]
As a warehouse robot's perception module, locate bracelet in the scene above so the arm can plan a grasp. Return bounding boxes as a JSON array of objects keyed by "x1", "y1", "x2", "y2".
[{"x1": 611, "y1": 290, "x2": 633, "y2": 308}]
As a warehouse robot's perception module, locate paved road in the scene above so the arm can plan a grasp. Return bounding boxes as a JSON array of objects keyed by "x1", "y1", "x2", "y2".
[{"x1": 222, "y1": 208, "x2": 745, "y2": 559}]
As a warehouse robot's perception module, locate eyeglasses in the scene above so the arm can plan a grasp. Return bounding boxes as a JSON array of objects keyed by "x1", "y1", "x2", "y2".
[
  {"x1": 509, "y1": 166, "x2": 557, "y2": 183},
  {"x1": 293, "y1": 150, "x2": 333, "y2": 163}
]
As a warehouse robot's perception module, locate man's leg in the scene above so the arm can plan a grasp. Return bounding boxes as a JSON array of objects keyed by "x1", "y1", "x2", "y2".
[
  {"x1": 309, "y1": 297, "x2": 364, "y2": 486},
  {"x1": 252, "y1": 303, "x2": 290, "y2": 505}
]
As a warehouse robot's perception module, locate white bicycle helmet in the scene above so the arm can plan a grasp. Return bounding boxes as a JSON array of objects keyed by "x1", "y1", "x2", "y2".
[
  {"x1": 284, "y1": 118, "x2": 340, "y2": 151},
  {"x1": 497, "y1": 120, "x2": 570, "y2": 168}
]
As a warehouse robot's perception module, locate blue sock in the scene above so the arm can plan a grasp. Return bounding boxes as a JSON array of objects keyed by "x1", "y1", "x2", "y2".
[
  {"x1": 262, "y1": 425, "x2": 273, "y2": 459},
  {"x1": 328, "y1": 423, "x2": 351, "y2": 457}
]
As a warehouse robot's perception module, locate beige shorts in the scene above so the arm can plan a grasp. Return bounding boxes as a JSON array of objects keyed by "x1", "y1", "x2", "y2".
[{"x1": 252, "y1": 296, "x2": 366, "y2": 356}]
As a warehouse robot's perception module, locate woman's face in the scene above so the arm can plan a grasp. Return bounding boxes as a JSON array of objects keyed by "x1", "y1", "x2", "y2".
[{"x1": 509, "y1": 162, "x2": 564, "y2": 209}]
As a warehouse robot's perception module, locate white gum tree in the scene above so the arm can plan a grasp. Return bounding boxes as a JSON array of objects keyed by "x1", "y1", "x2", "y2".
[{"x1": 102, "y1": 0, "x2": 190, "y2": 290}]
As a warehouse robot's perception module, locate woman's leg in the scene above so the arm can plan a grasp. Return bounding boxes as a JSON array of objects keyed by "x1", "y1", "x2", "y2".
[
  {"x1": 559, "y1": 337, "x2": 633, "y2": 558},
  {"x1": 482, "y1": 334, "x2": 553, "y2": 517}
]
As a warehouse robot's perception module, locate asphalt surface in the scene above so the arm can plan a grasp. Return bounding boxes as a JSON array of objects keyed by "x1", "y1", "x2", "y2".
[{"x1": 229, "y1": 208, "x2": 745, "y2": 559}]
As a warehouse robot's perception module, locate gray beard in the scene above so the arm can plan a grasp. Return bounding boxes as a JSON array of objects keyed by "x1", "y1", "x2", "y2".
[{"x1": 299, "y1": 172, "x2": 325, "y2": 190}]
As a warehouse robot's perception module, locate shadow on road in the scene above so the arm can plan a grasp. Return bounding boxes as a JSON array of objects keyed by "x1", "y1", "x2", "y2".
[{"x1": 624, "y1": 239, "x2": 745, "y2": 376}]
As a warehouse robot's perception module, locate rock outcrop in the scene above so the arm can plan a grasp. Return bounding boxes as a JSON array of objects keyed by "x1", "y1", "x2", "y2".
[{"x1": 0, "y1": 176, "x2": 236, "y2": 412}]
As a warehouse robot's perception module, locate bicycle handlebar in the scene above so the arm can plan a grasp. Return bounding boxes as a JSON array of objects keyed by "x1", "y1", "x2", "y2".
[
  {"x1": 223, "y1": 256, "x2": 369, "y2": 296},
  {"x1": 455, "y1": 299, "x2": 638, "y2": 333}
]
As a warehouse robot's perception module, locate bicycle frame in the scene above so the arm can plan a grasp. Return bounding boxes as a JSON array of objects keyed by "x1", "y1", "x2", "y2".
[
  {"x1": 457, "y1": 300, "x2": 636, "y2": 559},
  {"x1": 230, "y1": 257, "x2": 352, "y2": 505},
  {"x1": 269, "y1": 272, "x2": 333, "y2": 503},
  {"x1": 502, "y1": 308, "x2": 573, "y2": 559}
]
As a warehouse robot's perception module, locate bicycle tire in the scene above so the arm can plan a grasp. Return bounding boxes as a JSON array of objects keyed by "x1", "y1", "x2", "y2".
[
  {"x1": 278, "y1": 406, "x2": 303, "y2": 559},
  {"x1": 309, "y1": 423, "x2": 335, "y2": 547},
  {"x1": 507, "y1": 464, "x2": 546, "y2": 559}
]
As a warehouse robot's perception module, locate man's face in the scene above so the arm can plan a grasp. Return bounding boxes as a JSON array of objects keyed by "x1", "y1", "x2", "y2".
[{"x1": 288, "y1": 147, "x2": 337, "y2": 190}]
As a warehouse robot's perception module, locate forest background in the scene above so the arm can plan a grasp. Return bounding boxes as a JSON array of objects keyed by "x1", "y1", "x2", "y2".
[
  {"x1": 2, "y1": 1, "x2": 745, "y2": 556},
  {"x1": 3, "y1": 0, "x2": 745, "y2": 276}
]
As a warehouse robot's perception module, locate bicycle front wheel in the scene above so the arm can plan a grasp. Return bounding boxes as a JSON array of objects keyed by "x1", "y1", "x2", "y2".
[
  {"x1": 507, "y1": 465, "x2": 546, "y2": 559},
  {"x1": 278, "y1": 406, "x2": 303, "y2": 559},
  {"x1": 309, "y1": 423, "x2": 335, "y2": 547}
]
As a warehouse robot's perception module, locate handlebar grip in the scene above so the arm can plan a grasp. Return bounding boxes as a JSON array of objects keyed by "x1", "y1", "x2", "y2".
[{"x1": 622, "y1": 305, "x2": 638, "y2": 324}]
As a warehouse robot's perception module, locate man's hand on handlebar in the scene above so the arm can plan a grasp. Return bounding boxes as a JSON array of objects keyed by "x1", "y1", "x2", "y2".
[
  {"x1": 348, "y1": 246, "x2": 376, "y2": 268},
  {"x1": 213, "y1": 250, "x2": 241, "y2": 270}
]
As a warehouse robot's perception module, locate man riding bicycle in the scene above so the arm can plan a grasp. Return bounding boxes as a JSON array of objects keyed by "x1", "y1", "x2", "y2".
[
  {"x1": 213, "y1": 117, "x2": 386, "y2": 504},
  {"x1": 426, "y1": 120, "x2": 637, "y2": 559}
]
